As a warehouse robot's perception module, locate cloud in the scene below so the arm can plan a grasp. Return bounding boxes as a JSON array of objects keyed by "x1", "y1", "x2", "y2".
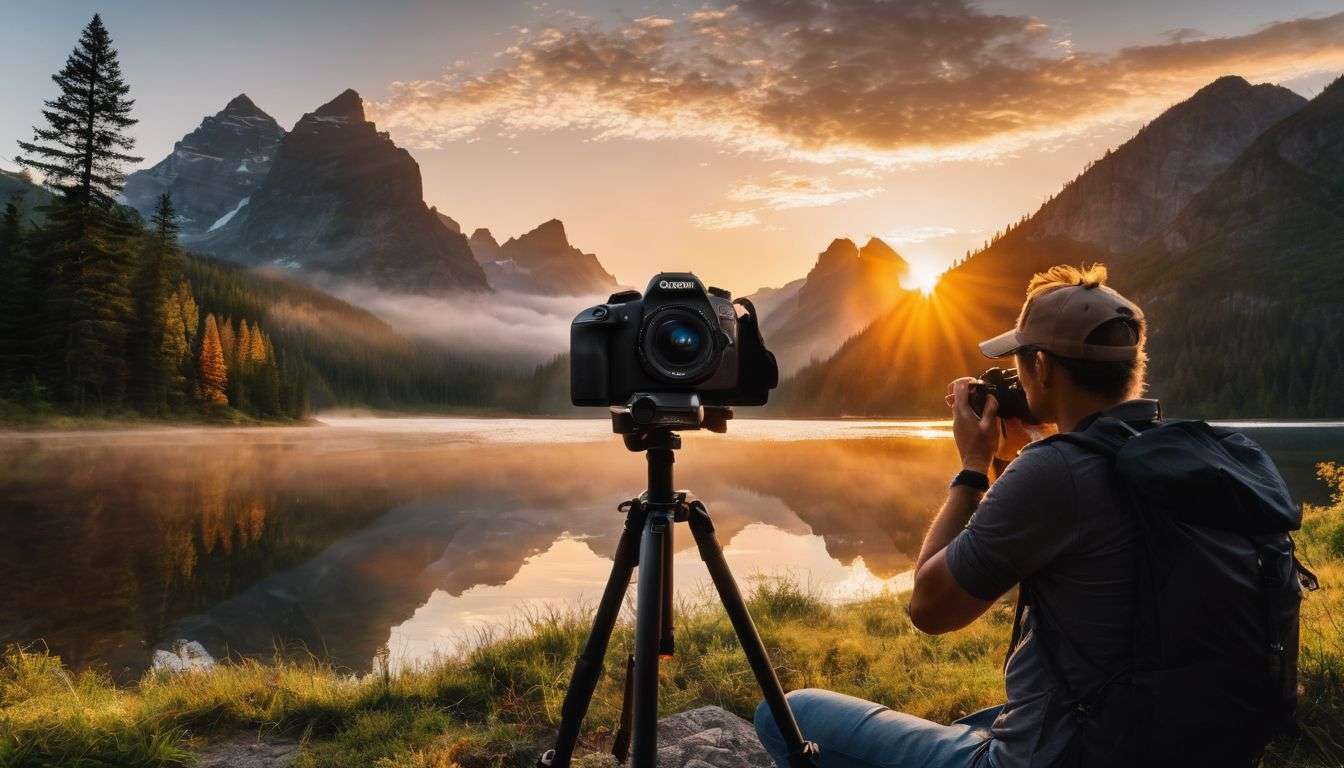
[
  {"x1": 883, "y1": 225, "x2": 963, "y2": 245},
  {"x1": 689, "y1": 209, "x2": 762, "y2": 230},
  {"x1": 369, "y1": 3, "x2": 1344, "y2": 164},
  {"x1": 726, "y1": 171, "x2": 883, "y2": 210}
]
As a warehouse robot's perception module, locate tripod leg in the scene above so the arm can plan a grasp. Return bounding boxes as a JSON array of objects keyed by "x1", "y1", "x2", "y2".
[
  {"x1": 687, "y1": 503, "x2": 820, "y2": 768},
  {"x1": 630, "y1": 508, "x2": 671, "y2": 767},
  {"x1": 660, "y1": 513, "x2": 675, "y2": 656},
  {"x1": 538, "y1": 510, "x2": 644, "y2": 768}
]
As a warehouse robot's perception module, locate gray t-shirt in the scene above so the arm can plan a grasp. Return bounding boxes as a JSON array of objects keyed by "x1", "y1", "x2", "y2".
[{"x1": 945, "y1": 399, "x2": 1159, "y2": 768}]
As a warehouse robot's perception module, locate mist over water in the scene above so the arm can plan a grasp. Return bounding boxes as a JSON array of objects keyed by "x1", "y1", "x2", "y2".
[{"x1": 331, "y1": 283, "x2": 604, "y2": 364}]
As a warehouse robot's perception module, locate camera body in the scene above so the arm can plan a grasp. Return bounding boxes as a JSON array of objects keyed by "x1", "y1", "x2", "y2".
[
  {"x1": 969, "y1": 367, "x2": 1039, "y2": 424},
  {"x1": 571, "y1": 272, "x2": 778, "y2": 407}
]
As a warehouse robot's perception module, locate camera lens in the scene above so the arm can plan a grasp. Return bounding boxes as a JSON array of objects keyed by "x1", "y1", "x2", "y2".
[
  {"x1": 656, "y1": 322, "x2": 703, "y2": 364},
  {"x1": 638, "y1": 306, "x2": 719, "y2": 384}
]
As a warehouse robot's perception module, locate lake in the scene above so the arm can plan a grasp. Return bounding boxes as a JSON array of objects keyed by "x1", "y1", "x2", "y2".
[{"x1": 2, "y1": 417, "x2": 1341, "y2": 680}]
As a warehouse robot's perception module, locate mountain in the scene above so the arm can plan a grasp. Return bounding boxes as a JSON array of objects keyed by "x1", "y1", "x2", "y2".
[
  {"x1": 778, "y1": 75, "x2": 1335, "y2": 418},
  {"x1": 0, "y1": 168, "x2": 55, "y2": 218},
  {"x1": 750, "y1": 237, "x2": 912, "y2": 375},
  {"x1": 469, "y1": 227, "x2": 501, "y2": 263},
  {"x1": 470, "y1": 219, "x2": 618, "y2": 295},
  {"x1": 1017, "y1": 76, "x2": 1306, "y2": 251},
  {"x1": 198, "y1": 89, "x2": 488, "y2": 293},
  {"x1": 123, "y1": 94, "x2": 285, "y2": 235},
  {"x1": 1125, "y1": 74, "x2": 1344, "y2": 415}
]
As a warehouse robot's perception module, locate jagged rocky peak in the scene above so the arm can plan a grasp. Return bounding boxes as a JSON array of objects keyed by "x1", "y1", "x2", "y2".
[
  {"x1": 124, "y1": 93, "x2": 285, "y2": 235},
  {"x1": 474, "y1": 219, "x2": 618, "y2": 295},
  {"x1": 469, "y1": 228, "x2": 501, "y2": 262},
  {"x1": 507, "y1": 218, "x2": 570, "y2": 251},
  {"x1": 811, "y1": 238, "x2": 859, "y2": 273},
  {"x1": 196, "y1": 88, "x2": 489, "y2": 293},
  {"x1": 859, "y1": 236, "x2": 907, "y2": 264},
  {"x1": 312, "y1": 88, "x2": 365, "y2": 121}
]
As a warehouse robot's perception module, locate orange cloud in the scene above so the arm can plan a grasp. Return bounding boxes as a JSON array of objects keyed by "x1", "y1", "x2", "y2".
[{"x1": 370, "y1": 2, "x2": 1344, "y2": 164}]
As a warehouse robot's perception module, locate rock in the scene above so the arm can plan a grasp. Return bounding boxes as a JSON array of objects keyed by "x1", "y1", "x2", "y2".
[
  {"x1": 654, "y1": 706, "x2": 774, "y2": 768},
  {"x1": 477, "y1": 219, "x2": 618, "y2": 296},
  {"x1": 151, "y1": 639, "x2": 215, "y2": 673},
  {"x1": 124, "y1": 94, "x2": 285, "y2": 235},
  {"x1": 197, "y1": 88, "x2": 489, "y2": 294},
  {"x1": 750, "y1": 236, "x2": 912, "y2": 376},
  {"x1": 197, "y1": 735, "x2": 300, "y2": 768}
]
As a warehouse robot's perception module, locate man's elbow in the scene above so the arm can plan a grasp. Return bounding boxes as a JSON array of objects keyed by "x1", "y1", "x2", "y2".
[{"x1": 907, "y1": 589, "x2": 957, "y2": 635}]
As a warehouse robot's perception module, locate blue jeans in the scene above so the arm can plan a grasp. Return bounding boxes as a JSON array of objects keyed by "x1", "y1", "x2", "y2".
[{"x1": 755, "y1": 689, "x2": 999, "y2": 768}]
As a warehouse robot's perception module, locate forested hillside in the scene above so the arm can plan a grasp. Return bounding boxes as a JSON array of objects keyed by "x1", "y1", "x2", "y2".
[
  {"x1": 777, "y1": 76, "x2": 1344, "y2": 419},
  {"x1": 0, "y1": 16, "x2": 554, "y2": 423}
]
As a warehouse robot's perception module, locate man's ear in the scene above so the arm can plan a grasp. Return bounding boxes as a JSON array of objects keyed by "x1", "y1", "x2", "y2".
[{"x1": 1035, "y1": 350, "x2": 1054, "y2": 389}]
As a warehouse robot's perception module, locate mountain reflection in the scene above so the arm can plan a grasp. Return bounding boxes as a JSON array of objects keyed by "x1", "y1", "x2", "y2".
[
  {"x1": 3, "y1": 420, "x2": 1331, "y2": 677},
  {"x1": 0, "y1": 421, "x2": 960, "y2": 675}
]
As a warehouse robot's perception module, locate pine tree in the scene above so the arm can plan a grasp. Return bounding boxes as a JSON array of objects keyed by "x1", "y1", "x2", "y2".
[
  {"x1": 130, "y1": 195, "x2": 188, "y2": 412},
  {"x1": 197, "y1": 314, "x2": 228, "y2": 406},
  {"x1": 16, "y1": 15, "x2": 142, "y2": 409},
  {"x1": 0, "y1": 197, "x2": 32, "y2": 386},
  {"x1": 15, "y1": 14, "x2": 141, "y2": 210}
]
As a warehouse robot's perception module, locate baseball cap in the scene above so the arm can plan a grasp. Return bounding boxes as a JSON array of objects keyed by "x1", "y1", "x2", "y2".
[{"x1": 979, "y1": 282, "x2": 1143, "y2": 361}]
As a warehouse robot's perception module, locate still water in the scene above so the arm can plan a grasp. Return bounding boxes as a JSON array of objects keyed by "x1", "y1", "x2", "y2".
[{"x1": 1, "y1": 417, "x2": 1341, "y2": 679}]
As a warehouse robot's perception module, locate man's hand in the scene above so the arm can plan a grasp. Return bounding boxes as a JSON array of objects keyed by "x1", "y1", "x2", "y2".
[{"x1": 947, "y1": 377, "x2": 1000, "y2": 473}]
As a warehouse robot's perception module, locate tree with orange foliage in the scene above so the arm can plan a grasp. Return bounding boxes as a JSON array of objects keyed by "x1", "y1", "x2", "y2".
[{"x1": 196, "y1": 314, "x2": 228, "y2": 406}]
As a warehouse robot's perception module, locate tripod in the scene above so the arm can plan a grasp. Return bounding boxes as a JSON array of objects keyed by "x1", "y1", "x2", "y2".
[{"x1": 539, "y1": 396, "x2": 819, "y2": 768}]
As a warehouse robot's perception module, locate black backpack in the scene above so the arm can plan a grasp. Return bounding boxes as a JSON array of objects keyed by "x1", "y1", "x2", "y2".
[{"x1": 1012, "y1": 417, "x2": 1319, "y2": 767}]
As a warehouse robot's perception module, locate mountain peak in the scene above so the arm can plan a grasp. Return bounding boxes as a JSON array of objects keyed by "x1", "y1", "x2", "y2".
[
  {"x1": 859, "y1": 237, "x2": 907, "y2": 266},
  {"x1": 516, "y1": 218, "x2": 570, "y2": 250},
  {"x1": 1199, "y1": 75, "x2": 1252, "y2": 94},
  {"x1": 813, "y1": 238, "x2": 859, "y2": 272},
  {"x1": 223, "y1": 93, "x2": 262, "y2": 115},
  {"x1": 314, "y1": 89, "x2": 365, "y2": 121}
]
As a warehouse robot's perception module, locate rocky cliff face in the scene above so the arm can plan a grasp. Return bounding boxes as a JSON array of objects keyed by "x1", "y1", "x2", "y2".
[
  {"x1": 124, "y1": 94, "x2": 284, "y2": 235},
  {"x1": 200, "y1": 89, "x2": 488, "y2": 293},
  {"x1": 1021, "y1": 76, "x2": 1305, "y2": 251},
  {"x1": 754, "y1": 237, "x2": 912, "y2": 375},
  {"x1": 470, "y1": 219, "x2": 617, "y2": 295}
]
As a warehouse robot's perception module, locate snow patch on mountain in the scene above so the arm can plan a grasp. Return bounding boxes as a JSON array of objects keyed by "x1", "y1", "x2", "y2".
[{"x1": 208, "y1": 196, "x2": 249, "y2": 232}]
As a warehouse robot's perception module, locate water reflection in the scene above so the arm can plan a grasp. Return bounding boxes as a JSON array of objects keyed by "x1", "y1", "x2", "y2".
[{"x1": 0, "y1": 419, "x2": 1338, "y2": 678}]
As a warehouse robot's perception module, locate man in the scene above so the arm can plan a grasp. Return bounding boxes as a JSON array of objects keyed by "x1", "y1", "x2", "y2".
[{"x1": 756, "y1": 264, "x2": 1155, "y2": 767}]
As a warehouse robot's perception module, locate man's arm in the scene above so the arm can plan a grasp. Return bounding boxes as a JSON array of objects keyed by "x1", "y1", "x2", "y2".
[
  {"x1": 908, "y1": 377, "x2": 1001, "y2": 635},
  {"x1": 909, "y1": 485, "x2": 992, "y2": 634}
]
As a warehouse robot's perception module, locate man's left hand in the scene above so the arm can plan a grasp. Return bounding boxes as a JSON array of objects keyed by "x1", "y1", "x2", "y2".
[{"x1": 947, "y1": 377, "x2": 999, "y2": 473}]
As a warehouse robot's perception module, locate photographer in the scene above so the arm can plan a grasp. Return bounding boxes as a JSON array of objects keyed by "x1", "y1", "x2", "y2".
[{"x1": 756, "y1": 264, "x2": 1303, "y2": 767}]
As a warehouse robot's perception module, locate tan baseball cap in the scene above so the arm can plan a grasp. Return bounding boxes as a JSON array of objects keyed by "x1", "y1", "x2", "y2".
[{"x1": 979, "y1": 283, "x2": 1144, "y2": 361}]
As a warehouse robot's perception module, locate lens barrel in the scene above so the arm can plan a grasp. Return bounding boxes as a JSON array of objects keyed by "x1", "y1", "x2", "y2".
[{"x1": 638, "y1": 305, "x2": 720, "y2": 384}]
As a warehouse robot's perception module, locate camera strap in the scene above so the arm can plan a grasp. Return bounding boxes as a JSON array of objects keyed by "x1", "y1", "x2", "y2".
[{"x1": 733, "y1": 297, "x2": 779, "y2": 390}]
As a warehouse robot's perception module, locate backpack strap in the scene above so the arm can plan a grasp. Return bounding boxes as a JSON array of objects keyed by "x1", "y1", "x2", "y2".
[{"x1": 1005, "y1": 417, "x2": 1148, "y2": 712}]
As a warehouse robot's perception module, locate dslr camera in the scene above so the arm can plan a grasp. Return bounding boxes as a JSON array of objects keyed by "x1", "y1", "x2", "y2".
[
  {"x1": 968, "y1": 367, "x2": 1039, "y2": 424},
  {"x1": 571, "y1": 273, "x2": 778, "y2": 408}
]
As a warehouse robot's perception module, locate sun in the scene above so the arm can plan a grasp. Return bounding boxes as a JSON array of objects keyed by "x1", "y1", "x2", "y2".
[{"x1": 905, "y1": 263, "x2": 944, "y2": 296}]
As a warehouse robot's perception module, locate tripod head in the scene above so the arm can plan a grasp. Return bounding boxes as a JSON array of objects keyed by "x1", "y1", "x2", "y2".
[{"x1": 610, "y1": 392, "x2": 732, "y2": 452}]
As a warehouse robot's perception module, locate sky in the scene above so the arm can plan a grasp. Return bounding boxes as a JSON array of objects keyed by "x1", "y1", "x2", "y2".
[{"x1": 4, "y1": 1, "x2": 1343, "y2": 296}]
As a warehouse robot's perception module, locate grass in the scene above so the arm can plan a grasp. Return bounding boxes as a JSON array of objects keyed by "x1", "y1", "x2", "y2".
[{"x1": 3, "y1": 466, "x2": 1344, "y2": 768}]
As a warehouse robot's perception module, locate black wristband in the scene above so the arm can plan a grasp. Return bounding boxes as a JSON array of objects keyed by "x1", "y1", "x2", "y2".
[{"x1": 951, "y1": 469, "x2": 989, "y2": 491}]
